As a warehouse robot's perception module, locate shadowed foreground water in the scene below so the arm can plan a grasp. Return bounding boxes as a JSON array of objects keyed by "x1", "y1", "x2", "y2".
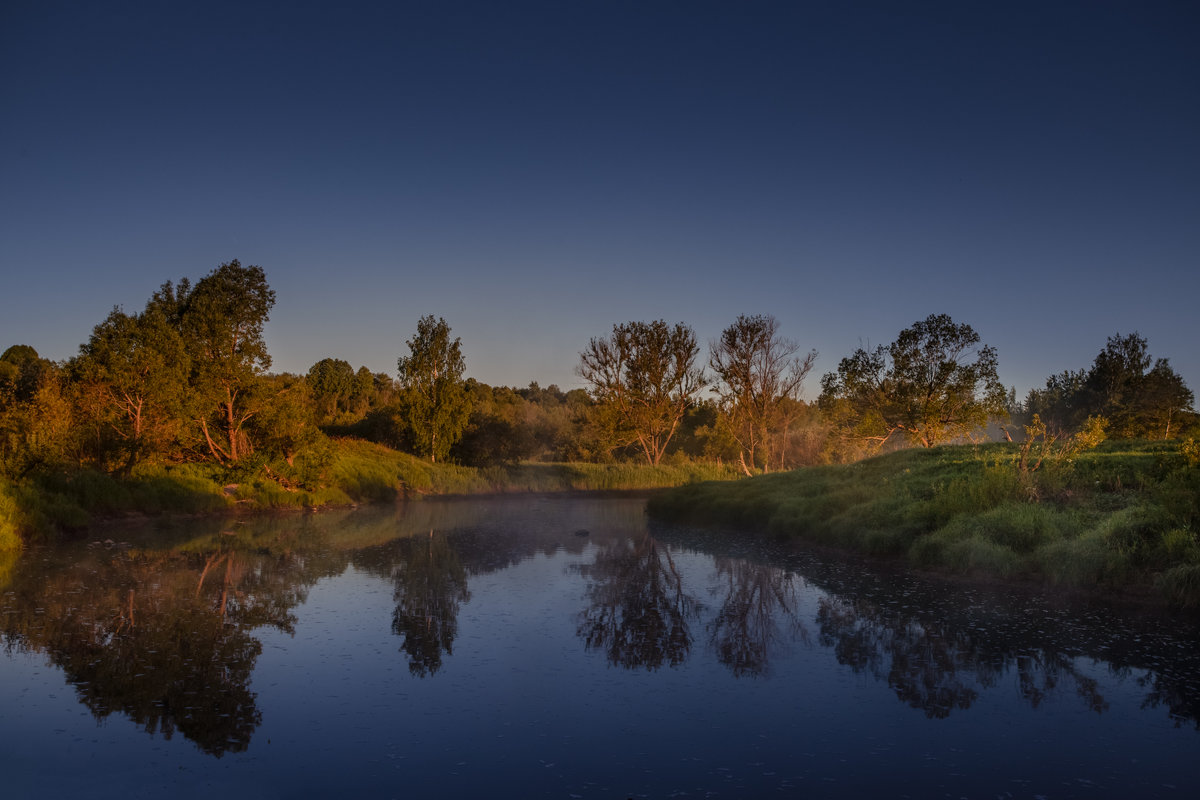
[{"x1": 2, "y1": 496, "x2": 1198, "y2": 798}]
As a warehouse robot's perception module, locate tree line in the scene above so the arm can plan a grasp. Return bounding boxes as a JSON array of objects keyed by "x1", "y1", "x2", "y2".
[{"x1": 1, "y1": 260, "x2": 1195, "y2": 486}]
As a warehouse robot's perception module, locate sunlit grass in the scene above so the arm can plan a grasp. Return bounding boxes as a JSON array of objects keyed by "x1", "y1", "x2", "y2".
[
  {"x1": 648, "y1": 441, "x2": 1200, "y2": 606},
  {"x1": 1, "y1": 437, "x2": 743, "y2": 544}
]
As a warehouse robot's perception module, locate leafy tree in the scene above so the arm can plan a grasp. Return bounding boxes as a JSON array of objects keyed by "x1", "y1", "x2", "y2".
[
  {"x1": 709, "y1": 314, "x2": 817, "y2": 474},
  {"x1": 578, "y1": 320, "x2": 706, "y2": 465},
  {"x1": 71, "y1": 304, "x2": 190, "y2": 471},
  {"x1": 453, "y1": 380, "x2": 539, "y2": 466},
  {"x1": 307, "y1": 358, "x2": 355, "y2": 422},
  {"x1": 1084, "y1": 333, "x2": 1193, "y2": 439},
  {"x1": 1024, "y1": 369, "x2": 1089, "y2": 436},
  {"x1": 251, "y1": 373, "x2": 319, "y2": 465},
  {"x1": 819, "y1": 314, "x2": 1007, "y2": 451},
  {"x1": 0, "y1": 347, "x2": 75, "y2": 477},
  {"x1": 178, "y1": 260, "x2": 276, "y2": 463},
  {"x1": 1140, "y1": 359, "x2": 1194, "y2": 439},
  {"x1": 1024, "y1": 332, "x2": 1194, "y2": 440},
  {"x1": 347, "y1": 366, "x2": 376, "y2": 416},
  {"x1": 0, "y1": 344, "x2": 52, "y2": 406},
  {"x1": 1084, "y1": 332, "x2": 1151, "y2": 437},
  {"x1": 396, "y1": 315, "x2": 470, "y2": 463}
]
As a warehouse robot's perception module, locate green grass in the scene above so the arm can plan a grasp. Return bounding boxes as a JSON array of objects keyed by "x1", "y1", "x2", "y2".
[
  {"x1": 0, "y1": 437, "x2": 742, "y2": 547},
  {"x1": 647, "y1": 441, "x2": 1200, "y2": 607}
]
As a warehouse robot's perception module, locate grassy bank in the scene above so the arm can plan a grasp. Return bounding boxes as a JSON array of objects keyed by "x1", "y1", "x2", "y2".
[
  {"x1": 646, "y1": 442, "x2": 1200, "y2": 607},
  {"x1": 0, "y1": 437, "x2": 741, "y2": 547}
]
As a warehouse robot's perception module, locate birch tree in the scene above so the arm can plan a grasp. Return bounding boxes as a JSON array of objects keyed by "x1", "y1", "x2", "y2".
[{"x1": 397, "y1": 315, "x2": 469, "y2": 463}]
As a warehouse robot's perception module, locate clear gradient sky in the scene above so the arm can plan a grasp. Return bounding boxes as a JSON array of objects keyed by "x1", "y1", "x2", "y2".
[{"x1": 2, "y1": 1, "x2": 1197, "y2": 400}]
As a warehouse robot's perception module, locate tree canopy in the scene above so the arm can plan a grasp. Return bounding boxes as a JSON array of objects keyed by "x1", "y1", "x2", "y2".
[
  {"x1": 71, "y1": 304, "x2": 190, "y2": 471},
  {"x1": 709, "y1": 314, "x2": 817, "y2": 474},
  {"x1": 397, "y1": 315, "x2": 470, "y2": 463},
  {"x1": 819, "y1": 314, "x2": 1007, "y2": 451},
  {"x1": 308, "y1": 358, "x2": 356, "y2": 422},
  {"x1": 1026, "y1": 332, "x2": 1194, "y2": 439},
  {"x1": 179, "y1": 260, "x2": 277, "y2": 463},
  {"x1": 578, "y1": 320, "x2": 706, "y2": 465}
]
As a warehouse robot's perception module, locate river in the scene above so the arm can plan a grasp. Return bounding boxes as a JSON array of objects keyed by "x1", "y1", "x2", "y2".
[{"x1": 2, "y1": 495, "x2": 1198, "y2": 798}]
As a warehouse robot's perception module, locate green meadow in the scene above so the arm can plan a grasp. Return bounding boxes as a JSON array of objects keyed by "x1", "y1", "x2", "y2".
[
  {"x1": 647, "y1": 441, "x2": 1200, "y2": 607},
  {"x1": 0, "y1": 436, "x2": 740, "y2": 550}
]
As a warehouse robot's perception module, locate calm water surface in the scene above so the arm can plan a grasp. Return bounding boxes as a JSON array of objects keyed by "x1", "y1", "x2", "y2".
[{"x1": 2, "y1": 495, "x2": 1198, "y2": 798}]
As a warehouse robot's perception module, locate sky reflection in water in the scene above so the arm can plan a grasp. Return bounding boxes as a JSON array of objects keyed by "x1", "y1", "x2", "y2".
[{"x1": 2, "y1": 496, "x2": 1199, "y2": 798}]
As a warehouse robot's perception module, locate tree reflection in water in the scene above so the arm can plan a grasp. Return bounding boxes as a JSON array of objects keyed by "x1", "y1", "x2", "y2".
[
  {"x1": 389, "y1": 530, "x2": 470, "y2": 677},
  {"x1": 575, "y1": 532, "x2": 697, "y2": 669},
  {"x1": 4, "y1": 501, "x2": 1200, "y2": 766},
  {"x1": 708, "y1": 557, "x2": 807, "y2": 677},
  {"x1": 0, "y1": 544, "x2": 318, "y2": 755},
  {"x1": 815, "y1": 594, "x2": 1110, "y2": 719}
]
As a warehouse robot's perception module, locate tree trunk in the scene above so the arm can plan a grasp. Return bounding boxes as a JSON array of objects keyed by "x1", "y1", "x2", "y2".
[{"x1": 225, "y1": 395, "x2": 238, "y2": 461}]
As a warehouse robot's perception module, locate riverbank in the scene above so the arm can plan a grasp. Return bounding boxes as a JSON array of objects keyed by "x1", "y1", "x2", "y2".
[
  {"x1": 646, "y1": 441, "x2": 1200, "y2": 608},
  {"x1": 0, "y1": 437, "x2": 741, "y2": 548}
]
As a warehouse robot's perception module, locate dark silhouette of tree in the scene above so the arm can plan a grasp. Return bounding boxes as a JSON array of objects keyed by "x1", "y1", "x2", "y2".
[
  {"x1": 708, "y1": 557, "x2": 806, "y2": 677},
  {"x1": 0, "y1": 546, "x2": 317, "y2": 755},
  {"x1": 390, "y1": 530, "x2": 471, "y2": 676},
  {"x1": 1025, "y1": 332, "x2": 1194, "y2": 439},
  {"x1": 575, "y1": 532, "x2": 697, "y2": 669}
]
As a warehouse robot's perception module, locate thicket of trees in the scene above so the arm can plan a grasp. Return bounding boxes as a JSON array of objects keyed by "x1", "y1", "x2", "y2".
[
  {"x1": 1, "y1": 260, "x2": 1196, "y2": 490},
  {"x1": 1025, "y1": 332, "x2": 1194, "y2": 440}
]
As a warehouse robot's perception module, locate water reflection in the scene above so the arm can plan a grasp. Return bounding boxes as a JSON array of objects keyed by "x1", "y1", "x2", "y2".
[
  {"x1": 0, "y1": 543, "x2": 325, "y2": 755},
  {"x1": 575, "y1": 531, "x2": 697, "y2": 670},
  {"x1": 2, "y1": 498, "x2": 1198, "y2": 761},
  {"x1": 389, "y1": 531, "x2": 470, "y2": 677},
  {"x1": 709, "y1": 557, "x2": 807, "y2": 677}
]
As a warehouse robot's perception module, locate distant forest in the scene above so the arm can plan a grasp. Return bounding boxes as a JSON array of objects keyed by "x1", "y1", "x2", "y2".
[{"x1": 1, "y1": 260, "x2": 1195, "y2": 484}]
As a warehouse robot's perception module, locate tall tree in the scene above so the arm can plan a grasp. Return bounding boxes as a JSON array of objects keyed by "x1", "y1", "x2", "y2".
[
  {"x1": 1140, "y1": 359, "x2": 1194, "y2": 439},
  {"x1": 179, "y1": 260, "x2": 276, "y2": 464},
  {"x1": 1025, "y1": 332, "x2": 1194, "y2": 439},
  {"x1": 709, "y1": 314, "x2": 817, "y2": 474},
  {"x1": 819, "y1": 314, "x2": 1007, "y2": 450},
  {"x1": 578, "y1": 320, "x2": 706, "y2": 465},
  {"x1": 307, "y1": 358, "x2": 355, "y2": 422},
  {"x1": 1024, "y1": 369, "x2": 1089, "y2": 436},
  {"x1": 0, "y1": 348, "x2": 73, "y2": 477},
  {"x1": 396, "y1": 315, "x2": 470, "y2": 463},
  {"x1": 1083, "y1": 332, "x2": 1193, "y2": 439},
  {"x1": 71, "y1": 304, "x2": 190, "y2": 471}
]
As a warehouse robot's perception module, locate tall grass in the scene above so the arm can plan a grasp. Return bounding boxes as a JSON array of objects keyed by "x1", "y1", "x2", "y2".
[
  {"x1": 0, "y1": 437, "x2": 743, "y2": 545},
  {"x1": 647, "y1": 441, "x2": 1200, "y2": 607}
]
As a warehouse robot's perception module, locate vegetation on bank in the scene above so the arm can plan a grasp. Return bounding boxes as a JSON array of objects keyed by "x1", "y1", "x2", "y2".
[
  {"x1": 0, "y1": 436, "x2": 740, "y2": 544},
  {"x1": 2, "y1": 258, "x2": 1196, "y2": 568},
  {"x1": 647, "y1": 440, "x2": 1200, "y2": 607}
]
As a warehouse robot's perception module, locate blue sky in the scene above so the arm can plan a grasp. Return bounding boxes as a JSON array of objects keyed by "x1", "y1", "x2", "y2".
[{"x1": 2, "y1": 1, "x2": 1197, "y2": 400}]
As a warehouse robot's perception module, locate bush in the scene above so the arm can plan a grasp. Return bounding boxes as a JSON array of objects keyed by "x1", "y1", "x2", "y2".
[{"x1": 1158, "y1": 564, "x2": 1200, "y2": 608}]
